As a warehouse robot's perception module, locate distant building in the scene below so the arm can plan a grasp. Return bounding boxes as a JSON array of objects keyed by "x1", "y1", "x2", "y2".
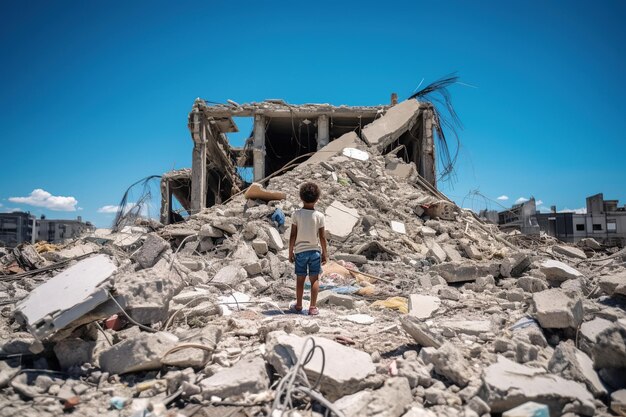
[
  {"x1": 0, "y1": 212, "x2": 36, "y2": 247},
  {"x1": 0, "y1": 212, "x2": 94, "y2": 247},
  {"x1": 495, "y1": 193, "x2": 626, "y2": 246}
]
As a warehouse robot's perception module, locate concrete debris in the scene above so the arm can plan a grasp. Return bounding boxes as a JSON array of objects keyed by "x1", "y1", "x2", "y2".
[
  {"x1": 611, "y1": 389, "x2": 626, "y2": 415},
  {"x1": 199, "y1": 356, "x2": 268, "y2": 399},
  {"x1": 265, "y1": 331, "x2": 376, "y2": 400},
  {"x1": 2, "y1": 100, "x2": 625, "y2": 416},
  {"x1": 539, "y1": 259, "x2": 583, "y2": 282},
  {"x1": 580, "y1": 238, "x2": 602, "y2": 250},
  {"x1": 532, "y1": 288, "x2": 583, "y2": 328},
  {"x1": 480, "y1": 356, "x2": 595, "y2": 416},
  {"x1": 502, "y1": 401, "x2": 549, "y2": 417}
]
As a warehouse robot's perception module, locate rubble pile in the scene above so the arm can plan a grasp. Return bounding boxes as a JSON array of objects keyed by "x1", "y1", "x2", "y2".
[{"x1": 1, "y1": 137, "x2": 626, "y2": 417}]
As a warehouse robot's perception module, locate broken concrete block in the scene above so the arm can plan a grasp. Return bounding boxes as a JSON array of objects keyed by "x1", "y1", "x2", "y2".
[
  {"x1": 611, "y1": 389, "x2": 626, "y2": 415},
  {"x1": 431, "y1": 261, "x2": 500, "y2": 283},
  {"x1": 327, "y1": 293, "x2": 354, "y2": 309},
  {"x1": 579, "y1": 317, "x2": 613, "y2": 356},
  {"x1": 460, "y1": 241, "x2": 482, "y2": 260},
  {"x1": 132, "y1": 233, "x2": 169, "y2": 269},
  {"x1": 408, "y1": 294, "x2": 441, "y2": 319},
  {"x1": 517, "y1": 276, "x2": 548, "y2": 293},
  {"x1": 420, "y1": 226, "x2": 437, "y2": 237},
  {"x1": 391, "y1": 221, "x2": 406, "y2": 234},
  {"x1": 502, "y1": 401, "x2": 549, "y2": 417},
  {"x1": 426, "y1": 242, "x2": 447, "y2": 264},
  {"x1": 53, "y1": 338, "x2": 96, "y2": 370},
  {"x1": 592, "y1": 324, "x2": 626, "y2": 370},
  {"x1": 509, "y1": 253, "x2": 532, "y2": 277},
  {"x1": 553, "y1": 245, "x2": 587, "y2": 260},
  {"x1": 361, "y1": 99, "x2": 421, "y2": 149},
  {"x1": 212, "y1": 220, "x2": 238, "y2": 234},
  {"x1": 297, "y1": 131, "x2": 360, "y2": 168},
  {"x1": 480, "y1": 356, "x2": 595, "y2": 416},
  {"x1": 212, "y1": 265, "x2": 247, "y2": 287},
  {"x1": 98, "y1": 332, "x2": 178, "y2": 375},
  {"x1": 251, "y1": 239, "x2": 268, "y2": 256},
  {"x1": 532, "y1": 289, "x2": 583, "y2": 329},
  {"x1": 15, "y1": 254, "x2": 117, "y2": 340},
  {"x1": 198, "y1": 224, "x2": 224, "y2": 238},
  {"x1": 539, "y1": 259, "x2": 583, "y2": 282},
  {"x1": 423, "y1": 342, "x2": 472, "y2": 387},
  {"x1": 442, "y1": 245, "x2": 463, "y2": 262},
  {"x1": 325, "y1": 201, "x2": 359, "y2": 242},
  {"x1": 580, "y1": 238, "x2": 601, "y2": 250},
  {"x1": 162, "y1": 326, "x2": 221, "y2": 368},
  {"x1": 200, "y1": 356, "x2": 268, "y2": 398},
  {"x1": 333, "y1": 377, "x2": 412, "y2": 417},
  {"x1": 265, "y1": 331, "x2": 376, "y2": 400},
  {"x1": 598, "y1": 271, "x2": 626, "y2": 297},
  {"x1": 548, "y1": 340, "x2": 607, "y2": 397},
  {"x1": 400, "y1": 316, "x2": 443, "y2": 348},
  {"x1": 439, "y1": 320, "x2": 492, "y2": 337},
  {"x1": 266, "y1": 227, "x2": 284, "y2": 250}
]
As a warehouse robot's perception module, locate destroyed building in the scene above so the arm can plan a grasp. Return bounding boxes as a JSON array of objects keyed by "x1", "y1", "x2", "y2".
[
  {"x1": 161, "y1": 97, "x2": 438, "y2": 224},
  {"x1": 0, "y1": 212, "x2": 94, "y2": 247},
  {"x1": 1, "y1": 94, "x2": 625, "y2": 417}
]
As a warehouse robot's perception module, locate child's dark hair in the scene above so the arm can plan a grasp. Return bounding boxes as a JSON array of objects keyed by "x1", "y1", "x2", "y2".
[{"x1": 299, "y1": 182, "x2": 321, "y2": 203}]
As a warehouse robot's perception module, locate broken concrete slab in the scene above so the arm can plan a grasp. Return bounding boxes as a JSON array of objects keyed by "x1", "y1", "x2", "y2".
[
  {"x1": 598, "y1": 271, "x2": 626, "y2": 297},
  {"x1": 265, "y1": 331, "x2": 376, "y2": 400},
  {"x1": 580, "y1": 238, "x2": 602, "y2": 250},
  {"x1": 502, "y1": 402, "x2": 549, "y2": 417},
  {"x1": 361, "y1": 99, "x2": 421, "y2": 150},
  {"x1": 532, "y1": 288, "x2": 583, "y2": 329},
  {"x1": 198, "y1": 224, "x2": 224, "y2": 238},
  {"x1": 199, "y1": 356, "x2": 268, "y2": 398},
  {"x1": 553, "y1": 245, "x2": 587, "y2": 260},
  {"x1": 251, "y1": 239, "x2": 268, "y2": 256},
  {"x1": 611, "y1": 389, "x2": 626, "y2": 415},
  {"x1": 579, "y1": 317, "x2": 613, "y2": 356},
  {"x1": 211, "y1": 265, "x2": 247, "y2": 287},
  {"x1": 408, "y1": 294, "x2": 441, "y2": 319},
  {"x1": 431, "y1": 261, "x2": 500, "y2": 283},
  {"x1": 426, "y1": 241, "x2": 446, "y2": 264},
  {"x1": 460, "y1": 241, "x2": 482, "y2": 260},
  {"x1": 325, "y1": 201, "x2": 359, "y2": 242},
  {"x1": 161, "y1": 326, "x2": 222, "y2": 368},
  {"x1": 439, "y1": 320, "x2": 492, "y2": 336},
  {"x1": 539, "y1": 259, "x2": 583, "y2": 282},
  {"x1": 421, "y1": 342, "x2": 473, "y2": 387},
  {"x1": 400, "y1": 316, "x2": 443, "y2": 348},
  {"x1": 333, "y1": 377, "x2": 412, "y2": 417},
  {"x1": 15, "y1": 254, "x2": 117, "y2": 340},
  {"x1": 592, "y1": 324, "x2": 626, "y2": 370},
  {"x1": 132, "y1": 233, "x2": 169, "y2": 269},
  {"x1": 98, "y1": 332, "x2": 178, "y2": 375},
  {"x1": 548, "y1": 340, "x2": 607, "y2": 397},
  {"x1": 53, "y1": 338, "x2": 96, "y2": 370},
  {"x1": 297, "y1": 131, "x2": 360, "y2": 169},
  {"x1": 266, "y1": 226, "x2": 284, "y2": 250},
  {"x1": 480, "y1": 355, "x2": 595, "y2": 416}
]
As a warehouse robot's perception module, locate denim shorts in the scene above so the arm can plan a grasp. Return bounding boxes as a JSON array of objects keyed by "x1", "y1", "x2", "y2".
[{"x1": 295, "y1": 250, "x2": 321, "y2": 276}]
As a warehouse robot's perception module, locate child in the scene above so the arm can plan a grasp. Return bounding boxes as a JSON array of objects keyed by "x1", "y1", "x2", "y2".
[{"x1": 288, "y1": 182, "x2": 327, "y2": 316}]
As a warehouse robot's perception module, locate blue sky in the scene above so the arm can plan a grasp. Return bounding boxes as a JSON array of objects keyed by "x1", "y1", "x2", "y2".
[{"x1": 1, "y1": 1, "x2": 625, "y2": 227}]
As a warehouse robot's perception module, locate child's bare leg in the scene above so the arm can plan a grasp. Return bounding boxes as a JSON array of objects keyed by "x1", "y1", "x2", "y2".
[
  {"x1": 309, "y1": 275, "x2": 320, "y2": 307},
  {"x1": 296, "y1": 275, "x2": 306, "y2": 308}
]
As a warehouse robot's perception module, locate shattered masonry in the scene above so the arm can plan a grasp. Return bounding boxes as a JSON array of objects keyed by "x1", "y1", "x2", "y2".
[{"x1": 0, "y1": 97, "x2": 625, "y2": 417}]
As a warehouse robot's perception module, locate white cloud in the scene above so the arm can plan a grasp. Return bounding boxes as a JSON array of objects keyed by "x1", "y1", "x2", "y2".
[
  {"x1": 97, "y1": 205, "x2": 120, "y2": 214},
  {"x1": 9, "y1": 189, "x2": 78, "y2": 211},
  {"x1": 536, "y1": 200, "x2": 543, "y2": 205},
  {"x1": 496, "y1": 195, "x2": 509, "y2": 201},
  {"x1": 515, "y1": 197, "x2": 529, "y2": 204},
  {"x1": 559, "y1": 207, "x2": 587, "y2": 214}
]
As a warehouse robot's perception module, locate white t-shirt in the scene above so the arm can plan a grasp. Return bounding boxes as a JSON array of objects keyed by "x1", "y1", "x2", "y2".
[{"x1": 292, "y1": 208, "x2": 325, "y2": 254}]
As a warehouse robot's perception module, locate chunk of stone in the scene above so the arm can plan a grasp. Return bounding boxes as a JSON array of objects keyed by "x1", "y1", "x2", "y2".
[
  {"x1": 199, "y1": 224, "x2": 223, "y2": 238},
  {"x1": 132, "y1": 233, "x2": 169, "y2": 269},
  {"x1": 98, "y1": 332, "x2": 178, "y2": 375},
  {"x1": 361, "y1": 99, "x2": 421, "y2": 149},
  {"x1": 460, "y1": 241, "x2": 482, "y2": 260},
  {"x1": 400, "y1": 316, "x2": 443, "y2": 348},
  {"x1": 333, "y1": 377, "x2": 412, "y2": 417},
  {"x1": 408, "y1": 294, "x2": 441, "y2": 319},
  {"x1": 325, "y1": 201, "x2": 359, "y2": 242},
  {"x1": 420, "y1": 226, "x2": 437, "y2": 237},
  {"x1": 199, "y1": 356, "x2": 268, "y2": 398},
  {"x1": 539, "y1": 260, "x2": 583, "y2": 282},
  {"x1": 251, "y1": 240, "x2": 268, "y2": 255},
  {"x1": 548, "y1": 340, "x2": 607, "y2": 397},
  {"x1": 598, "y1": 272, "x2": 626, "y2": 297},
  {"x1": 438, "y1": 287, "x2": 460, "y2": 301},
  {"x1": 553, "y1": 245, "x2": 587, "y2": 260},
  {"x1": 391, "y1": 221, "x2": 406, "y2": 234},
  {"x1": 532, "y1": 289, "x2": 583, "y2": 329},
  {"x1": 592, "y1": 325, "x2": 626, "y2": 370},
  {"x1": 502, "y1": 401, "x2": 549, "y2": 417},
  {"x1": 432, "y1": 261, "x2": 500, "y2": 283},
  {"x1": 611, "y1": 389, "x2": 626, "y2": 415},
  {"x1": 480, "y1": 356, "x2": 595, "y2": 416},
  {"x1": 53, "y1": 338, "x2": 95, "y2": 370},
  {"x1": 440, "y1": 320, "x2": 491, "y2": 336},
  {"x1": 579, "y1": 317, "x2": 613, "y2": 356},
  {"x1": 328, "y1": 293, "x2": 354, "y2": 309},
  {"x1": 212, "y1": 265, "x2": 247, "y2": 287},
  {"x1": 401, "y1": 407, "x2": 438, "y2": 417},
  {"x1": 267, "y1": 227, "x2": 284, "y2": 250},
  {"x1": 265, "y1": 331, "x2": 376, "y2": 400},
  {"x1": 212, "y1": 221, "x2": 237, "y2": 234},
  {"x1": 423, "y1": 342, "x2": 472, "y2": 387},
  {"x1": 426, "y1": 242, "x2": 447, "y2": 264},
  {"x1": 442, "y1": 245, "x2": 463, "y2": 262},
  {"x1": 580, "y1": 238, "x2": 601, "y2": 250},
  {"x1": 517, "y1": 276, "x2": 548, "y2": 293},
  {"x1": 162, "y1": 326, "x2": 222, "y2": 368},
  {"x1": 509, "y1": 253, "x2": 532, "y2": 277}
]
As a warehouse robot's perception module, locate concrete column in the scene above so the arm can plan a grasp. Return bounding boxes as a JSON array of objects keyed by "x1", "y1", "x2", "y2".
[
  {"x1": 317, "y1": 114, "x2": 329, "y2": 150},
  {"x1": 252, "y1": 114, "x2": 266, "y2": 181},
  {"x1": 420, "y1": 109, "x2": 437, "y2": 188},
  {"x1": 190, "y1": 111, "x2": 208, "y2": 213}
]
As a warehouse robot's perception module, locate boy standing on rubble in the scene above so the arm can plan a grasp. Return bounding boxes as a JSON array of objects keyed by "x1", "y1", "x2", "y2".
[{"x1": 288, "y1": 182, "x2": 327, "y2": 316}]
